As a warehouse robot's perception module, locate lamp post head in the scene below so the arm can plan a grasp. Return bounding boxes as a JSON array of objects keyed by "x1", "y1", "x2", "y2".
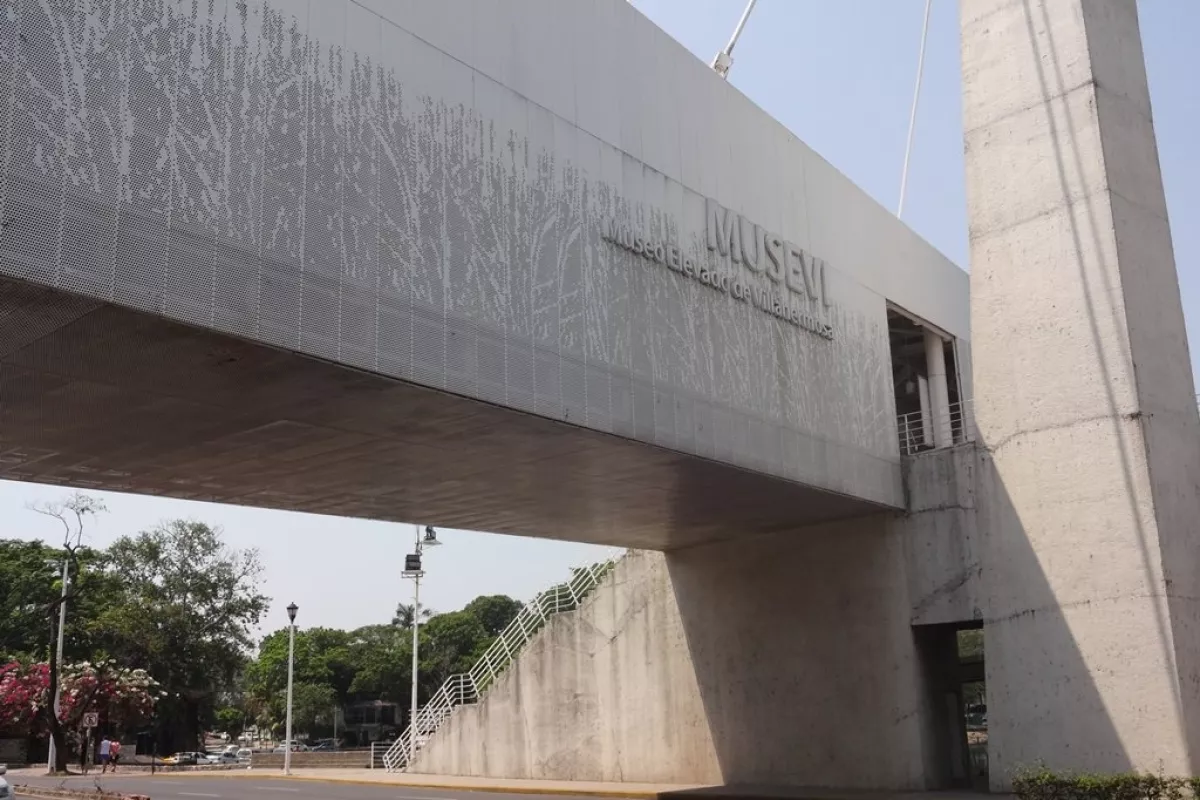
[
  {"x1": 286, "y1": 602, "x2": 298, "y2": 623},
  {"x1": 422, "y1": 526, "x2": 441, "y2": 547}
]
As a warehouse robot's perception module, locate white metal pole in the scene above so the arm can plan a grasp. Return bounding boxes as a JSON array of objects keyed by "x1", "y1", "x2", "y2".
[
  {"x1": 409, "y1": 568, "x2": 420, "y2": 767},
  {"x1": 897, "y1": 0, "x2": 933, "y2": 218},
  {"x1": 284, "y1": 622, "x2": 295, "y2": 775},
  {"x1": 710, "y1": 0, "x2": 758, "y2": 78},
  {"x1": 723, "y1": 0, "x2": 758, "y2": 58},
  {"x1": 47, "y1": 558, "x2": 69, "y2": 772}
]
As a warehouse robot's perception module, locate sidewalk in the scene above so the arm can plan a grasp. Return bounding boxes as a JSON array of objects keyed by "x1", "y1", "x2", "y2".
[
  {"x1": 156, "y1": 768, "x2": 999, "y2": 800},
  {"x1": 166, "y1": 768, "x2": 696, "y2": 797},
  {"x1": 7, "y1": 766, "x2": 1001, "y2": 800}
]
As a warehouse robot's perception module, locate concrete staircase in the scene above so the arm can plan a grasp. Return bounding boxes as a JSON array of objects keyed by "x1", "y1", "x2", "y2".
[{"x1": 382, "y1": 557, "x2": 620, "y2": 771}]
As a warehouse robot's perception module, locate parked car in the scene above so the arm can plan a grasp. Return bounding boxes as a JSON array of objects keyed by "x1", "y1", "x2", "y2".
[
  {"x1": 272, "y1": 740, "x2": 308, "y2": 753},
  {"x1": 204, "y1": 751, "x2": 240, "y2": 764},
  {"x1": 235, "y1": 748, "x2": 253, "y2": 762},
  {"x1": 0, "y1": 764, "x2": 11, "y2": 800},
  {"x1": 162, "y1": 752, "x2": 198, "y2": 765}
]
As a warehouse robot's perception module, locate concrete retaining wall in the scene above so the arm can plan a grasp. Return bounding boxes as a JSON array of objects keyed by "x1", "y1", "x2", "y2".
[
  {"x1": 250, "y1": 752, "x2": 371, "y2": 769},
  {"x1": 412, "y1": 550, "x2": 717, "y2": 784},
  {"x1": 413, "y1": 523, "x2": 957, "y2": 790}
]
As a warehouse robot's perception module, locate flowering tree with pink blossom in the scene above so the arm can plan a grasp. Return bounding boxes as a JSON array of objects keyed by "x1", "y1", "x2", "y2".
[
  {"x1": 16, "y1": 492, "x2": 109, "y2": 772},
  {"x1": 0, "y1": 659, "x2": 160, "y2": 736}
]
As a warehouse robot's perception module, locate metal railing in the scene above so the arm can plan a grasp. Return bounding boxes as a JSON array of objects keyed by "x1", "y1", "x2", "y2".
[
  {"x1": 897, "y1": 399, "x2": 974, "y2": 456},
  {"x1": 381, "y1": 557, "x2": 621, "y2": 772}
]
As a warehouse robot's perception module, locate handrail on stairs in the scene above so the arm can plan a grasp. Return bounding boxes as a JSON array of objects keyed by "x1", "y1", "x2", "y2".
[{"x1": 381, "y1": 556, "x2": 620, "y2": 771}]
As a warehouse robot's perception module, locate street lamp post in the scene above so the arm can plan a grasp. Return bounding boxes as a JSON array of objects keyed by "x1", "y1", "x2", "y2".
[
  {"x1": 283, "y1": 602, "x2": 298, "y2": 776},
  {"x1": 402, "y1": 525, "x2": 440, "y2": 768}
]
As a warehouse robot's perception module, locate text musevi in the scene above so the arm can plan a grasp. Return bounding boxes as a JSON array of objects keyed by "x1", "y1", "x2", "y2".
[{"x1": 601, "y1": 198, "x2": 834, "y2": 340}]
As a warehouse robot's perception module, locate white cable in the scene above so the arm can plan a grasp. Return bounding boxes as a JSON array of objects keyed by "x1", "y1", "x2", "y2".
[{"x1": 897, "y1": 0, "x2": 933, "y2": 218}]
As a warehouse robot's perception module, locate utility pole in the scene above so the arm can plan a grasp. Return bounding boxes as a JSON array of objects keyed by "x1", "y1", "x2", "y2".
[{"x1": 46, "y1": 557, "x2": 69, "y2": 772}]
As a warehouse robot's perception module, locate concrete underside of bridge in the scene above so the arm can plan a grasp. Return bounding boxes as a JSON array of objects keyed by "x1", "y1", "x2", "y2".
[{"x1": 0, "y1": 276, "x2": 877, "y2": 550}]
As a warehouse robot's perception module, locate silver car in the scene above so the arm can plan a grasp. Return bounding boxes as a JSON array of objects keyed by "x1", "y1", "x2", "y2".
[{"x1": 204, "y1": 752, "x2": 240, "y2": 764}]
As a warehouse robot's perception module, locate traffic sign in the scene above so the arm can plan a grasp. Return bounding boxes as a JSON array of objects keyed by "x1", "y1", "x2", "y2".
[{"x1": 82, "y1": 712, "x2": 99, "y2": 728}]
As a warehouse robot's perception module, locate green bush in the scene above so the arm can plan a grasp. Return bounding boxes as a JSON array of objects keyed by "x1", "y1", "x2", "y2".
[{"x1": 1013, "y1": 767, "x2": 1193, "y2": 800}]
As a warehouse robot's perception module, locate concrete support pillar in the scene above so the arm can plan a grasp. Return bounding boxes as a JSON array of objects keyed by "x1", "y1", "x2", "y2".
[
  {"x1": 924, "y1": 331, "x2": 951, "y2": 448},
  {"x1": 962, "y1": 0, "x2": 1200, "y2": 788}
]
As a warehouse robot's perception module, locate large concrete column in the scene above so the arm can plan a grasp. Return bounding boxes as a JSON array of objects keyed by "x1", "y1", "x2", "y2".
[
  {"x1": 962, "y1": 0, "x2": 1200, "y2": 787},
  {"x1": 924, "y1": 331, "x2": 952, "y2": 448}
]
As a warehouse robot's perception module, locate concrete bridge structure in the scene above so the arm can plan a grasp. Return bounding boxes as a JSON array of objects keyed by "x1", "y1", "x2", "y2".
[
  {"x1": 2, "y1": 0, "x2": 1197, "y2": 793},
  {"x1": 0, "y1": 0, "x2": 967, "y2": 550}
]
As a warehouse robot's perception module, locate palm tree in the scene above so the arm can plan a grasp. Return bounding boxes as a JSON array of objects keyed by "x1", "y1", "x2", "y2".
[{"x1": 391, "y1": 602, "x2": 433, "y2": 628}]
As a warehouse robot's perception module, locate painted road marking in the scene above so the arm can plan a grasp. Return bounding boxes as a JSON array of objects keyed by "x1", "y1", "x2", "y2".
[{"x1": 257, "y1": 788, "x2": 302, "y2": 793}]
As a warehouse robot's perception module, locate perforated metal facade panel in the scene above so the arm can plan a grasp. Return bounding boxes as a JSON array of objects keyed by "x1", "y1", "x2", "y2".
[{"x1": 0, "y1": 0, "x2": 970, "y2": 512}]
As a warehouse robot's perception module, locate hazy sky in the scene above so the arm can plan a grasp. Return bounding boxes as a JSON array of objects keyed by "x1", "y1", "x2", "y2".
[{"x1": 3, "y1": 1, "x2": 1196, "y2": 638}]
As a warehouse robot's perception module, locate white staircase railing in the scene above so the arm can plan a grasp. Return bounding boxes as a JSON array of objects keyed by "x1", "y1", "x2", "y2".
[{"x1": 382, "y1": 557, "x2": 620, "y2": 772}]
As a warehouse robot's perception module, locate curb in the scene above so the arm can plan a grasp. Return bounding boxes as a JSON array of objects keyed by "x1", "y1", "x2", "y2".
[
  {"x1": 16, "y1": 786, "x2": 150, "y2": 800},
  {"x1": 148, "y1": 771, "x2": 664, "y2": 798}
]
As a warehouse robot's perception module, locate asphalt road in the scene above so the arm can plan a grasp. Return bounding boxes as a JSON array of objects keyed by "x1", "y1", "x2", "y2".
[{"x1": 10, "y1": 773, "x2": 607, "y2": 800}]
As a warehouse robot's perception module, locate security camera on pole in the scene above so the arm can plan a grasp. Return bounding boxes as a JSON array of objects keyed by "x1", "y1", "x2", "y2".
[
  {"x1": 401, "y1": 525, "x2": 441, "y2": 768},
  {"x1": 283, "y1": 602, "x2": 298, "y2": 776}
]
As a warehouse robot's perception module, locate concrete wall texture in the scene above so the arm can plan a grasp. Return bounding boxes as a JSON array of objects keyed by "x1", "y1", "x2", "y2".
[
  {"x1": 412, "y1": 551, "x2": 718, "y2": 784},
  {"x1": 414, "y1": 531, "x2": 960, "y2": 790},
  {"x1": 901, "y1": 445, "x2": 983, "y2": 628},
  {"x1": 962, "y1": 0, "x2": 1200, "y2": 787}
]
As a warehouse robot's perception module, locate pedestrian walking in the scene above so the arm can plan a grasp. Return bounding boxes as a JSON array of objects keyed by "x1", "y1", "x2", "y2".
[
  {"x1": 109, "y1": 739, "x2": 122, "y2": 772},
  {"x1": 98, "y1": 735, "x2": 112, "y2": 774}
]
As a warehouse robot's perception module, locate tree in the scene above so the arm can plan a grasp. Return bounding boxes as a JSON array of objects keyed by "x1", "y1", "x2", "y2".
[
  {"x1": 286, "y1": 682, "x2": 337, "y2": 736},
  {"x1": 0, "y1": 540, "x2": 63, "y2": 661},
  {"x1": 243, "y1": 627, "x2": 361, "y2": 738},
  {"x1": 98, "y1": 520, "x2": 269, "y2": 752},
  {"x1": 0, "y1": 661, "x2": 44, "y2": 734},
  {"x1": 244, "y1": 627, "x2": 354, "y2": 715},
  {"x1": 391, "y1": 603, "x2": 432, "y2": 629},
  {"x1": 245, "y1": 628, "x2": 353, "y2": 699},
  {"x1": 212, "y1": 705, "x2": 245, "y2": 740},
  {"x1": 25, "y1": 493, "x2": 107, "y2": 772},
  {"x1": 462, "y1": 595, "x2": 522, "y2": 637},
  {"x1": 0, "y1": 659, "x2": 160, "y2": 736},
  {"x1": 418, "y1": 611, "x2": 488, "y2": 697},
  {"x1": 0, "y1": 540, "x2": 122, "y2": 665},
  {"x1": 346, "y1": 625, "x2": 410, "y2": 702}
]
